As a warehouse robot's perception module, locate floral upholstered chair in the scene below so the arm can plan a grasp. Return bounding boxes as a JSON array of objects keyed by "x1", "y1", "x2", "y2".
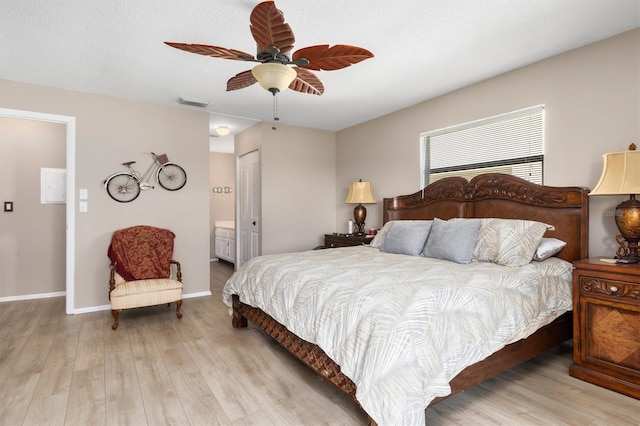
[{"x1": 107, "y1": 225, "x2": 183, "y2": 330}]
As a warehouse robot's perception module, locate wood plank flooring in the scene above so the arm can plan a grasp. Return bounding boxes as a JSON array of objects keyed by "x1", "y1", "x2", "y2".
[{"x1": 0, "y1": 260, "x2": 638, "y2": 425}]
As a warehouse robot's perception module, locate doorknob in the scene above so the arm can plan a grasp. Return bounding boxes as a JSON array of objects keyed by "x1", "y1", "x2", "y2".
[{"x1": 252, "y1": 221, "x2": 256, "y2": 226}]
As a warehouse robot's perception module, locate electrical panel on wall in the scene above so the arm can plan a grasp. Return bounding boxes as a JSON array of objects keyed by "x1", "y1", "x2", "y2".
[{"x1": 41, "y1": 167, "x2": 66, "y2": 204}]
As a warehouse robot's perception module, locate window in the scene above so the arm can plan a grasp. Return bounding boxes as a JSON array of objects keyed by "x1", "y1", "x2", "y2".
[{"x1": 420, "y1": 105, "x2": 544, "y2": 187}]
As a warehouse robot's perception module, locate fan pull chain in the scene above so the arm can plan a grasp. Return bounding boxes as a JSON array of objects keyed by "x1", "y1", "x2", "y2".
[{"x1": 272, "y1": 92, "x2": 280, "y2": 131}]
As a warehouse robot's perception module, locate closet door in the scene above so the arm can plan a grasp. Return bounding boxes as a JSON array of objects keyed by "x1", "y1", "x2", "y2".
[{"x1": 237, "y1": 149, "x2": 260, "y2": 268}]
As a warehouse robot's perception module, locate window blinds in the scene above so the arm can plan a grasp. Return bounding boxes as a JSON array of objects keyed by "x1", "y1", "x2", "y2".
[{"x1": 421, "y1": 105, "x2": 544, "y2": 186}]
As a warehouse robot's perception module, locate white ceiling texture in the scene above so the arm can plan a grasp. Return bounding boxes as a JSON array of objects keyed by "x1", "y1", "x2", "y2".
[{"x1": 2, "y1": 1, "x2": 639, "y2": 153}]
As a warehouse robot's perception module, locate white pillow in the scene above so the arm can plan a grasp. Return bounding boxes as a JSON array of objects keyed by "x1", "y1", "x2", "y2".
[
  {"x1": 533, "y1": 238, "x2": 567, "y2": 261},
  {"x1": 370, "y1": 222, "x2": 391, "y2": 248}
]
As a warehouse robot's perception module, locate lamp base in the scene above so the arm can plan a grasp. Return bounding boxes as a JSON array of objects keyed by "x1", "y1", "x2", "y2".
[
  {"x1": 353, "y1": 204, "x2": 367, "y2": 236},
  {"x1": 615, "y1": 235, "x2": 640, "y2": 261},
  {"x1": 614, "y1": 195, "x2": 640, "y2": 261}
]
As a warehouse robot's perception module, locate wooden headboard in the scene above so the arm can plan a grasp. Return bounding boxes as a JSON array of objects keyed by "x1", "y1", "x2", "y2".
[{"x1": 383, "y1": 173, "x2": 589, "y2": 262}]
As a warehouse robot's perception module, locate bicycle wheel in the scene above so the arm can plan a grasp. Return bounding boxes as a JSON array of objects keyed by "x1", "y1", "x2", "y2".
[
  {"x1": 157, "y1": 163, "x2": 187, "y2": 191},
  {"x1": 105, "y1": 173, "x2": 141, "y2": 202}
]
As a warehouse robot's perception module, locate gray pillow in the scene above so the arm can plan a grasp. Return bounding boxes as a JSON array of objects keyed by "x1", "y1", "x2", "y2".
[
  {"x1": 422, "y1": 218, "x2": 481, "y2": 264},
  {"x1": 371, "y1": 220, "x2": 431, "y2": 248},
  {"x1": 379, "y1": 221, "x2": 433, "y2": 256}
]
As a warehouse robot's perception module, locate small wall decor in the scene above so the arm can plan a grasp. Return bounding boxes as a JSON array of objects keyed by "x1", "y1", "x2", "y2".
[
  {"x1": 104, "y1": 152, "x2": 187, "y2": 203},
  {"x1": 212, "y1": 186, "x2": 233, "y2": 195}
]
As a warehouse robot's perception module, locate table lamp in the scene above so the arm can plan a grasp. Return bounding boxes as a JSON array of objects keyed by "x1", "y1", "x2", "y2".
[
  {"x1": 345, "y1": 179, "x2": 376, "y2": 236},
  {"x1": 589, "y1": 143, "x2": 640, "y2": 261}
]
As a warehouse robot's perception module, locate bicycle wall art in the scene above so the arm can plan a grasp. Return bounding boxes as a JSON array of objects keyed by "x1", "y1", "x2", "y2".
[{"x1": 104, "y1": 152, "x2": 187, "y2": 202}]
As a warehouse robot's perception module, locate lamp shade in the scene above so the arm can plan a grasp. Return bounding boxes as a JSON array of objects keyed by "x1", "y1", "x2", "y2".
[
  {"x1": 345, "y1": 181, "x2": 376, "y2": 204},
  {"x1": 590, "y1": 149, "x2": 640, "y2": 196},
  {"x1": 251, "y1": 63, "x2": 297, "y2": 94}
]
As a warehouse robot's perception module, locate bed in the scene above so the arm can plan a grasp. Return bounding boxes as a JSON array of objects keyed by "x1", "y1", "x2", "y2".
[{"x1": 222, "y1": 173, "x2": 589, "y2": 425}]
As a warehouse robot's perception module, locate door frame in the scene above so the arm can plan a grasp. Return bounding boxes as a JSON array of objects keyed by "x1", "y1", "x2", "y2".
[{"x1": 0, "y1": 108, "x2": 76, "y2": 314}]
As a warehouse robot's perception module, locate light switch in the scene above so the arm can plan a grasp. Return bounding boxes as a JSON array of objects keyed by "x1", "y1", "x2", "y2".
[
  {"x1": 79, "y1": 188, "x2": 88, "y2": 200},
  {"x1": 79, "y1": 201, "x2": 88, "y2": 213},
  {"x1": 4, "y1": 201, "x2": 13, "y2": 212}
]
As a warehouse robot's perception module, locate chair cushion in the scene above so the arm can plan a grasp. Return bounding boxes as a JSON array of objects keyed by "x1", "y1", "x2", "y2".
[{"x1": 110, "y1": 278, "x2": 182, "y2": 310}]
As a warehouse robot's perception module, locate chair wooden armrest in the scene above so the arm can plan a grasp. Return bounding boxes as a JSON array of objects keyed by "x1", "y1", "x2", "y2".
[
  {"x1": 170, "y1": 260, "x2": 182, "y2": 282},
  {"x1": 109, "y1": 263, "x2": 117, "y2": 299}
]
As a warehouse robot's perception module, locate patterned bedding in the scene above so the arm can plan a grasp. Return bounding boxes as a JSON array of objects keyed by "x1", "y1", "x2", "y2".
[{"x1": 222, "y1": 246, "x2": 573, "y2": 425}]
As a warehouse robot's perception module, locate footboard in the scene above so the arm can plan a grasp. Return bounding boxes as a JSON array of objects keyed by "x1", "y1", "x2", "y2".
[
  {"x1": 231, "y1": 295, "x2": 359, "y2": 402},
  {"x1": 231, "y1": 295, "x2": 572, "y2": 415}
]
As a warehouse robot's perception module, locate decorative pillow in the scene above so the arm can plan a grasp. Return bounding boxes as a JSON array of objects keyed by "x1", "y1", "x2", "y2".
[
  {"x1": 371, "y1": 220, "x2": 432, "y2": 249},
  {"x1": 370, "y1": 221, "x2": 392, "y2": 248},
  {"x1": 379, "y1": 221, "x2": 433, "y2": 256},
  {"x1": 421, "y1": 218, "x2": 481, "y2": 264},
  {"x1": 533, "y1": 238, "x2": 567, "y2": 261},
  {"x1": 473, "y1": 218, "x2": 552, "y2": 266}
]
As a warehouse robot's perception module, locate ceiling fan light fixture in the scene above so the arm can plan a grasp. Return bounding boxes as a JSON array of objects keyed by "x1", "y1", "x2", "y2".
[
  {"x1": 251, "y1": 63, "x2": 297, "y2": 95},
  {"x1": 215, "y1": 125, "x2": 231, "y2": 136},
  {"x1": 166, "y1": 2, "x2": 373, "y2": 98}
]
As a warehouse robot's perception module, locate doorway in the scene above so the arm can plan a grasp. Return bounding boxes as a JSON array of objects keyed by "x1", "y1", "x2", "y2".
[{"x1": 0, "y1": 108, "x2": 76, "y2": 314}]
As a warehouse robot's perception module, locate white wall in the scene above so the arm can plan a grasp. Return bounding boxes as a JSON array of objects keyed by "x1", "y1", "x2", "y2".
[{"x1": 336, "y1": 29, "x2": 640, "y2": 258}]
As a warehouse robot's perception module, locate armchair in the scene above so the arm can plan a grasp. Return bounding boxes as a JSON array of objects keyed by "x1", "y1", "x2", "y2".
[{"x1": 107, "y1": 225, "x2": 183, "y2": 330}]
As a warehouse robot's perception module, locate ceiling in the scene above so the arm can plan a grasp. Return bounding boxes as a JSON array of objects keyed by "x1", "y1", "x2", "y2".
[{"x1": 2, "y1": 1, "x2": 639, "y2": 153}]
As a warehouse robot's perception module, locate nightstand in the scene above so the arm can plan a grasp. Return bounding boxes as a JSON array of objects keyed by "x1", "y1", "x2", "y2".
[
  {"x1": 569, "y1": 258, "x2": 640, "y2": 399},
  {"x1": 324, "y1": 234, "x2": 373, "y2": 248}
]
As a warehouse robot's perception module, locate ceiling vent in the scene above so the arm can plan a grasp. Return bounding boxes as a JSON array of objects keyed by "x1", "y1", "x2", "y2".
[{"x1": 178, "y1": 97, "x2": 209, "y2": 108}]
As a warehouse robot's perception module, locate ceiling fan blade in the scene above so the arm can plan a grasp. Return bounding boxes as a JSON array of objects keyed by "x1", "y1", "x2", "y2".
[
  {"x1": 250, "y1": 1, "x2": 295, "y2": 55},
  {"x1": 289, "y1": 68, "x2": 324, "y2": 96},
  {"x1": 164, "y1": 42, "x2": 255, "y2": 61},
  {"x1": 226, "y1": 70, "x2": 257, "y2": 91},
  {"x1": 292, "y1": 45, "x2": 374, "y2": 71}
]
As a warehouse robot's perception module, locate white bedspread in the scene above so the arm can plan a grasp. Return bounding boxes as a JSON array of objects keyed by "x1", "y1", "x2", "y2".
[{"x1": 222, "y1": 246, "x2": 573, "y2": 425}]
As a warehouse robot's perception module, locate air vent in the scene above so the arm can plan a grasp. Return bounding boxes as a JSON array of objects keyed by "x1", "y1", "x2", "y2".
[{"x1": 178, "y1": 97, "x2": 209, "y2": 108}]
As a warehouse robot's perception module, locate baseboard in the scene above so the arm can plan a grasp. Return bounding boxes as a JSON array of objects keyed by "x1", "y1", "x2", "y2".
[
  {"x1": 72, "y1": 290, "x2": 213, "y2": 314},
  {"x1": 183, "y1": 290, "x2": 213, "y2": 299},
  {"x1": 75, "y1": 304, "x2": 111, "y2": 314},
  {"x1": 0, "y1": 291, "x2": 65, "y2": 303}
]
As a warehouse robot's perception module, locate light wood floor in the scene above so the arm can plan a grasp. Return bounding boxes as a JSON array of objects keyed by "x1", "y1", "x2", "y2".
[{"x1": 1, "y1": 261, "x2": 638, "y2": 425}]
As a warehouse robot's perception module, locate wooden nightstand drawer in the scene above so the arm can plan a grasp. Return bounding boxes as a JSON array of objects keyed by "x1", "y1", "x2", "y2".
[
  {"x1": 324, "y1": 234, "x2": 372, "y2": 248},
  {"x1": 578, "y1": 276, "x2": 640, "y2": 300},
  {"x1": 570, "y1": 259, "x2": 640, "y2": 399}
]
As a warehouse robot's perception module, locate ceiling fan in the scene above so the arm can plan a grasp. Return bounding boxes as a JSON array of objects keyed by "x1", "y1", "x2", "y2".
[{"x1": 165, "y1": 1, "x2": 374, "y2": 97}]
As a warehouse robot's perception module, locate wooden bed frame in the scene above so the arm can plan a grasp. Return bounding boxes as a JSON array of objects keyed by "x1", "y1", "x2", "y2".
[{"x1": 231, "y1": 173, "x2": 589, "y2": 422}]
